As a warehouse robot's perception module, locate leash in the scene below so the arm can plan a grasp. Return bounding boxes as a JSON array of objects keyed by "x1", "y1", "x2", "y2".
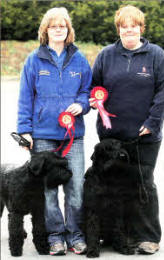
[
  {"x1": 120, "y1": 137, "x2": 149, "y2": 204},
  {"x1": 136, "y1": 142, "x2": 149, "y2": 204},
  {"x1": 11, "y1": 132, "x2": 33, "y2": 155}
]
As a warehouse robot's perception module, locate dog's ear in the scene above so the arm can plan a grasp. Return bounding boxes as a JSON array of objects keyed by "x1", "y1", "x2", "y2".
[{"x1": 28, "y1": 154, "x2": 45, "y2": 176}]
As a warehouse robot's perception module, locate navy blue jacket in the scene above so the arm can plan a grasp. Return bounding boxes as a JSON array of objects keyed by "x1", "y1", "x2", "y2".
[
  {"x1": 17, "y1": 44, "x2": 92, "y2": 140},
  {"x1": 92, "y1": 38, "x2": 164, "y2": 142}
]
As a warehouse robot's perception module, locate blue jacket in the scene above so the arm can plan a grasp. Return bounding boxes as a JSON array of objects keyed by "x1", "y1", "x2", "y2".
[
  {"x1": 17, "y1": 44, "x2": 92, "y2": 140},
  {"x1": 92, "y1": 38, "x2": 164, "y2": 142}
]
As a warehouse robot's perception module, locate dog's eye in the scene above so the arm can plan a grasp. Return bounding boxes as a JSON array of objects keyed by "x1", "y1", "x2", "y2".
[{"x1": 120, "y1": 153, "x2": 125, "y2": 157}]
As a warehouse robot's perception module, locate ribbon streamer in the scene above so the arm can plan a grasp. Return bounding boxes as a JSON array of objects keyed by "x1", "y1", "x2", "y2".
[
  {"x1": 52, "y1": 112, "x2": 75, "y2": 157},
  {"x1": 91, "y1": 86, "x2": 116, "y2": 129}
]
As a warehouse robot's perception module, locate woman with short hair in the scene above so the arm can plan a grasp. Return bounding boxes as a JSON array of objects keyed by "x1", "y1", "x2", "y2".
[{"x1": 90, "y1": 5, "x2": 164, "y2": 254}]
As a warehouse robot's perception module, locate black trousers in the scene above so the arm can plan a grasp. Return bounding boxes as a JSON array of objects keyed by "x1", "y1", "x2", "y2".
[{"x1": 122, "y1": 140, "x2": 162, "y2": 244}]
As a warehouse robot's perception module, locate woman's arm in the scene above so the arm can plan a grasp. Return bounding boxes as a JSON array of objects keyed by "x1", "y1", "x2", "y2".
[
  {"x1": 89, "y1": 52, "x2": 103, "y2": 108},
  {"x1": 142, "y1": 46, "x2": 164, "y2": 135},
  {"x1": 17, "y1": 54, "x2": 36, "y2": 135},
  {"x1": 72, "y1": 57, "x2": 92, "y2": 115}
]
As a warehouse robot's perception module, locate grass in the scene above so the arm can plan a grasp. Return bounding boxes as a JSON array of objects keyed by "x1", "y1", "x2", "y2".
[{"x1": 1, "y1": 40, "x2": 103, "y2": 76}]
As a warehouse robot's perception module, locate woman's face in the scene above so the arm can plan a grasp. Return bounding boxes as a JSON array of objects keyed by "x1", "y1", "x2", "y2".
[
  {"x1": 47, "y1": 17, "x2": 68, "y2": 44},
  {"x1": 119, "y1": 18, "x2": 141, "y2": 50}
]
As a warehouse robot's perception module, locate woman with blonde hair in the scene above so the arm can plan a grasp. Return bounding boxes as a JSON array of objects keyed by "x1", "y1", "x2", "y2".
[
  {"x1": 17, "y1": 7, "x2": 92, "y2": 255},
  {"x1": 90, "y1": 5, "x2": 164, "y2": 254}
]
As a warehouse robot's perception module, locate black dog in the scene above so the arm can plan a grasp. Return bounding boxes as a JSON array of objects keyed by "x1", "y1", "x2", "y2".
[
  {"x1": 83, "y1": 139, "x2": 143, "y2": 258},
  {"x1": 0, "y1": 151, "x2": 72, "y2": 256}
]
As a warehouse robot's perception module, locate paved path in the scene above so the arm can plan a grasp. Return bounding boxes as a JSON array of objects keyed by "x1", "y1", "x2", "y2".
[{"x1": 1, "y1": 77, "x2": 164, "y2": 259}]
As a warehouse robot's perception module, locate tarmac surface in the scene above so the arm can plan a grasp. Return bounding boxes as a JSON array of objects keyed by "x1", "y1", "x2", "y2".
[{"x1": 1, "y1": 77, "x2": 164, "y2": 259}]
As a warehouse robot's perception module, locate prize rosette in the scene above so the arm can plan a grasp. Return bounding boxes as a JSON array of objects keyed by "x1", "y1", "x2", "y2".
[
  {"x1": 90, "y1": 86, "x2": 116, "y2": 129},
  {"x1": 53, "y1": 112, "x2": 75, "y2": 157}
]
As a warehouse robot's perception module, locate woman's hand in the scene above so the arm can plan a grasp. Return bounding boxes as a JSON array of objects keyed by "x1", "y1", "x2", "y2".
[
  {"x1": 66, "y1": 103, "x2": 83, "y2": 116},
  {"x1": 139, "y1": 126, "x2": 151, "y2": 136},
  {"x1": 21, "y1": 134, "x2": 33, "y2": 150},
  {"x1": 89, "y1": 98, "x2": 97, "y2": 109}
]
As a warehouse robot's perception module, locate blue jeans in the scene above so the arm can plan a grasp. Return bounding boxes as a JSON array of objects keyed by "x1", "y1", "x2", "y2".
[{"x1": 33, "y1": 138, "x2": 85, "y2": 247}]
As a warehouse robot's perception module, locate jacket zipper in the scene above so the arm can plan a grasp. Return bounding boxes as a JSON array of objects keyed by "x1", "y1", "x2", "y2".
[
  {"x1": 59, "y1": 52, "x2": 77, "y2": 80},
  {"x1": 62, "y1": 52, "x2": 77, "y2": 71},
  {"x1": 127, "y1": 58, "x2": 131, "y2": 72},
  {"x1": 50, "y1": 52, "x2": 77, "y2": 80}
]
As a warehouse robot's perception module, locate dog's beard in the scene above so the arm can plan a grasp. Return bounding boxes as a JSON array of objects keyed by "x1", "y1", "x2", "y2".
[{"x1": 46, "y1": 167, "x2": 72, "y2": 189}]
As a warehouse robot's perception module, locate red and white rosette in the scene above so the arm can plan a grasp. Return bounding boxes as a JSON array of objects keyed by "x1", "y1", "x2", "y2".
[
  {"x1": 91, "y1": 86, "x2": 116, "y2": 129},
  {"x1": 53, "y1": 112, "x2": 75, "y2": 157}
]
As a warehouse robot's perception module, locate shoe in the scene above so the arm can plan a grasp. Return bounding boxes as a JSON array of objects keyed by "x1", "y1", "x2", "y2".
[
  {"x1": 69, "y1": 242, "x2": 87, "y2": 254},
  {"x1": 137, "y1": 242, "x2": 159, "y2": 254},
  {"x1": 49, "y1": 242, "x2": 66, "y2": 256}
]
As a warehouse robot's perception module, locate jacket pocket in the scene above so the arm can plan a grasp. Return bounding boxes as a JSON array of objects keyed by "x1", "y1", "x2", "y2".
[
  {"x1": 37, "y1": 73, "x2": 60, "y2": 96},
  {"x1": 38, "y1": 107, "x2": 43, "y2": 122},
  {"x1": 33, "y1": 107, "x2": 44, "y2": 126},
  {"x1": 32, "y1": 98, "x2": 60, "y2": 130}
]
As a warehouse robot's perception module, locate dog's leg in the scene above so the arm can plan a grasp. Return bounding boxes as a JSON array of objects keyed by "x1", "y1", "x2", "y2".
[
  {"x1": 0, "y1": 200, "x2": 5, "y2": 217},
  {"x1": 31, "y1": 207, "x2": 49, "y2": 255},
  {"x1": 23, "y1": 229, "x2": 27, "y2": 239},
  {"x1": 111, "y1": 203, "x2": 135, "y2": 255},
  {"x1": 8, "y1": 212, "x2": 24, "y2": 256},
  {"x1": 86, "y1": 210, "x2": 100, "y2": 258},
  {"x1": 113, "y1": 229, "x2": 135, "y2": 255}
]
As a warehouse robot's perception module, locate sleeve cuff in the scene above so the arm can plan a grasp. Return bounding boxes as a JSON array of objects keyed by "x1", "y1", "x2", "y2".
[{"x1": 143, "y1": 117, "x2": 161, "y2": 135}]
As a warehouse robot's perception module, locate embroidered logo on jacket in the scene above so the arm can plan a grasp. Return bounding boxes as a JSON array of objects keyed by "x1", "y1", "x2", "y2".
[
  {"x1": 39, "y1": 70, "x2": 50, "y2": 76},
  {"x1": 69, "y1": 71, "x2": 81, "y2": 78},
  {"x1": 137, "y1": 66, "x2": 151, "y2": 77}
]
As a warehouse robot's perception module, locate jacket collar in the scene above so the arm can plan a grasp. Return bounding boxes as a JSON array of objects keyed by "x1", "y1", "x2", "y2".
[
  {"x1": 37, "y1": 43, "x2": 78, "y2": 67},
  {"x1": 115, "y1": 37, "x2": 150, "y2": 55},
  {"x1": 63, "y1": 43, "x2": 78, "y2": 68}
]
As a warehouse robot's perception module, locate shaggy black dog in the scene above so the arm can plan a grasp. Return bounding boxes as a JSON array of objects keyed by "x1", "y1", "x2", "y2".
[
  {"x1": 0, "y1": 151, "x2": 72, "y2": 256},
  {"x1": 83, "y1": 138, "x2": 144, "y2": 258}
]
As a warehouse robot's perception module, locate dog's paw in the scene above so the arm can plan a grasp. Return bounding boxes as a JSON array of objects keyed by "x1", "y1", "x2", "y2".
[
  {"x1": 117, "y1": 246, "x2": 136, "y2": 255},
  {"x1": 124, "y1": 247, "x2": 136, "y2": 255},
  {"x1": 38, "y1": 249, "x2": 49, "y2": 255},
  {"x1": 11, "y1": 251, "x2": 22, "y2": 257},
  {"x1": 87, "y1": 249, "x2": 100, "y2": 258},
  {"x1": 34, "y1": 239, "x2": 49, "y2": 255}
]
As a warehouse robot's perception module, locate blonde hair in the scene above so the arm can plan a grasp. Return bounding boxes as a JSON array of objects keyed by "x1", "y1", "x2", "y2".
[
  {"x1": 38, "y1": 7, "x2": 75, "y2": 45},
  {"x1": 114, "y1": 5, "x2": 145, "y2": 34}
]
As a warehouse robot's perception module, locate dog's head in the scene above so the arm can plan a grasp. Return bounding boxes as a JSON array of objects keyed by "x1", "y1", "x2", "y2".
[
  {"x1": 28, "y1": 151, "x2": 72, "y2": 188},
  {"x1": 91, "y1": 138, "x2": 129, "y2": 171}
]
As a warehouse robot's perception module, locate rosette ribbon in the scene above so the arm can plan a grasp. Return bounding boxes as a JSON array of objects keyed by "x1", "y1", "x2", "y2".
[
  {"x1": 91, "y1": 86, "x2": 116, "y2": 129},
  {"x1": 52, "y1": 112, "x2": 75, "y2": 157}
]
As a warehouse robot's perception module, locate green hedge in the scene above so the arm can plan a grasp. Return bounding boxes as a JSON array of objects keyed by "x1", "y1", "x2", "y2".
[{"x1": 2, "y1": 0, "x2": 164, "y2": 47}]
